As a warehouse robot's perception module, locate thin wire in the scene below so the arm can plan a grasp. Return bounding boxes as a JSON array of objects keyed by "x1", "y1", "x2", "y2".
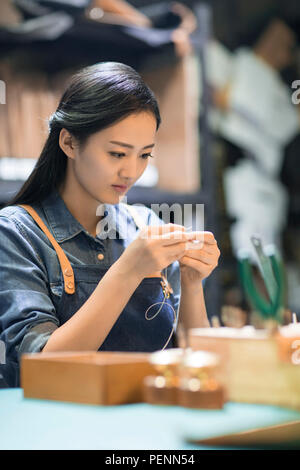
[
  {"x1": 144, "y1": 266, "x2": 177, "y2": 350},
  {"x1": 125, "y1": 204, "x2": 178, "y2": 350}
]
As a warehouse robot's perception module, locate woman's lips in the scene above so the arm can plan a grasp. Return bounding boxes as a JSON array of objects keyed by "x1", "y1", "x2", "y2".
[{"x1": 111, "y1": 185, "x2": 128, "y2": 193}]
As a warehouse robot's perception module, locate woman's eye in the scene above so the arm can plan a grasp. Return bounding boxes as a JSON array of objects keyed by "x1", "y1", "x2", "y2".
[
  {"x1": 141, "y1": 153, "x2": 154, "y2": 159},
  {"x1": 109, "y1": 152, "x2": 126, "y2": 158},
  {"x1": 109, "y1": 151, "x2": 154, "y2": 159}
]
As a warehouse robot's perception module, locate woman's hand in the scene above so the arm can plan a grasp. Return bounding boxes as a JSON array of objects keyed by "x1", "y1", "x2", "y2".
[
  {"x1": 119, "y1": 223, "x2": 193, "y2": 280},
  {"x1": 179, "y1": 231, "x2": 220, "y2": 288}
]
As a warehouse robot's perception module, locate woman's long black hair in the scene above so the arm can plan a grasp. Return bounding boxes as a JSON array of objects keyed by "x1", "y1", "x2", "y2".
[{"x1": 5, "y1": 62, "x2": 161, "y2": 207}]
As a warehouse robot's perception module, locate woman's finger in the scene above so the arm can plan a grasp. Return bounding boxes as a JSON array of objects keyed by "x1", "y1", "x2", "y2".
[
  {"x1": 185, "y1": 246, "x2": 220, "y2": 259},
  {"x1": 185, "y1": 252, "x2": 212, "y2": 265},
  {"x1": 160, "y1": 231, "x2": 196, "y2": 245},
  {"x1": 185, "y1": 231, "x2": 218, "y2": 249},
  {"x1": 166, "y1": 241, "x2": 189, "y2": 258},
  {"x1": 179, "y1": 255, "x2": 209, "y2": 271},
  {"x1": 141, "y1": 224, "x2": 186, "y2": 241},
  {"x1": 146, "y1": 223, "x2": 186, "y2": 236},
  {"x1": 202, "y1": 231, "x2": 217, "y2": 244}
]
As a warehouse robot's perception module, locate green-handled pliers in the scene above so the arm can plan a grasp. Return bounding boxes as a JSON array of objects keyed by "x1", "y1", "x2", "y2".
[{"x1": 237, "y1": 236, "x2": 285, "y2": 324}]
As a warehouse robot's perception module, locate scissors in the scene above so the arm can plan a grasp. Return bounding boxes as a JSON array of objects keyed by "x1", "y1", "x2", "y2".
[{"x1": 237, "y1": 235, "x2": 285, "y2": 324}]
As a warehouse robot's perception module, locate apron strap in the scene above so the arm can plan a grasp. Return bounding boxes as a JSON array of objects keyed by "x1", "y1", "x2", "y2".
[
  {"x1": 18, "y1": 204, "x2": 75, "y2": 295},
  {"x1": 17, "y1": 203, "x2": 170, "y2": 294}
]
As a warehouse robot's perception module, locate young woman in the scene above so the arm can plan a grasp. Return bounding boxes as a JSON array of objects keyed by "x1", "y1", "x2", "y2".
[{"x1": 0, "y1": 62, "x2": 220, "y2": 387}]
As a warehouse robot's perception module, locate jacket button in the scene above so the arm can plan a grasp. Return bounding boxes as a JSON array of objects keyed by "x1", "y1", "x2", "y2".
[
  {"x1": 97, "y1": 253, "x2": 104, "y2": 261},
  {"x1": 64, "y1": 267, "x2": 73, "y2": 277}
]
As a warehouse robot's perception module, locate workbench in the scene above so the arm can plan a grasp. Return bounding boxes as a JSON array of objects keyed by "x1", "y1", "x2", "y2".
[{"x1": 1, "y1": 389, "x2": 300, "y2": 450}]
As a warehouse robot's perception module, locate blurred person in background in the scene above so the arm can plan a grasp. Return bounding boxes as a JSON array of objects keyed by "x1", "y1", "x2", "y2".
[
  {"x1": 206, "y1": 16, "x2": 300, "y2": 315},
  {"x1": 8, "y1": 0, "x2": 197, "y2": 61},
  {"x1": 207, "y1": 17, "x2": 300, "y2": 316},
  {"x1": 208, "y1": 17, "x2": 299, "y2": 257}
]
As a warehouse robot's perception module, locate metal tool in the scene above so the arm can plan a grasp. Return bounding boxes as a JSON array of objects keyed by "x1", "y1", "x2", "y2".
[{"x1": 237, "y1": 235, "x2": 285, "y2": 324}]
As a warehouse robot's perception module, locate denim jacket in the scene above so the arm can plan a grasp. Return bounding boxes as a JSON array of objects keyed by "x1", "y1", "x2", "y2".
[{"x1": 0, "y1": 189, "x2": 181, "y2": 387}]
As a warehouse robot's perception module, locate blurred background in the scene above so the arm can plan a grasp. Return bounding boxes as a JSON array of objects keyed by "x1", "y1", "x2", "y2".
[{"x1": 0, "y1": 0, "x2": 299, "y2": 323}]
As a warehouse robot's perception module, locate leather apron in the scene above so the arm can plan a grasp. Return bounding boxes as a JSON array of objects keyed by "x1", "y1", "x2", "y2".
[{"x1": 18, "y1": 203, "x2": 177, "y2": 352}]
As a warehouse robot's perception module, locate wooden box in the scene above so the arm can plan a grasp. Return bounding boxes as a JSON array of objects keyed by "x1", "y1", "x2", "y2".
[
  {"x1": 188, "y1": 326, "x2": 300, "y2": 409},
  {"x1": 21, "y1": 351, "x2": 155, "y2": 406}
]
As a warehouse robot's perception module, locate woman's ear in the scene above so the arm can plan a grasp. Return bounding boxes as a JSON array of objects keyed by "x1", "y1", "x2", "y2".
[{"x1": 59, "y1": 128, "x2": 76, "y2": 159}]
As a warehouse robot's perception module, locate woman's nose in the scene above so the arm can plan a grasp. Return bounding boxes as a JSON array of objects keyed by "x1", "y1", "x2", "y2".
[{"x1": 120, "y1": 158, "x2": 138, "y2": 180}]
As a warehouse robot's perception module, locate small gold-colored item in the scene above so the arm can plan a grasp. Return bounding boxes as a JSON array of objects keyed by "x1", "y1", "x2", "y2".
[
  {"x1": 178, "y1": 351, "x2": 225, "y2": 409},
  {"x1": 160, "y1": 274, "x2": 173, "y2": 299},
  {"x1": 143, "y1": 349, "x2": 183, "y2": 405},
  {"x1": 143, "y1": 349, "x2": 226, "y2": 409}
]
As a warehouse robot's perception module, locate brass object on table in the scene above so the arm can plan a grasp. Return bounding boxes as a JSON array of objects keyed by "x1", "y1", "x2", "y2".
[
  {"x1": 177, "y1": 351, "x2": 225, "y2": 409},
  {"x1": 143, "y1": 348, "x2": 226, "y2": 409},
  {"x1": 143, "y1": 349, "x2": 183, "y2": 406}
]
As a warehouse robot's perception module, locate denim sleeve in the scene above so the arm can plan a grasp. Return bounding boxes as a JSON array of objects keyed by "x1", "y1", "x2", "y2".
[{"x1": 0, "y1": 215, "x2": 59, "y2": 387}]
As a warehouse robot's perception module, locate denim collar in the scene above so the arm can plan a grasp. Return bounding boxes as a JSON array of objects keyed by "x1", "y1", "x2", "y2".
[{"x1": 41, "y1": 189, "x2": 129, "y2": 242}]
